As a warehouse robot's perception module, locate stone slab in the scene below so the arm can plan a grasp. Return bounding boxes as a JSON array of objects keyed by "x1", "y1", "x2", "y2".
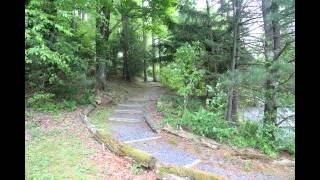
[{"x1": 107, "y1": 121, "x2": 157, "y2": 143}]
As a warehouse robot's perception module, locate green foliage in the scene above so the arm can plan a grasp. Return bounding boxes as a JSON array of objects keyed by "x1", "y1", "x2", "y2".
[
  {"x1": 130, "y1": 163, "x2": 144, "y2": 175},
  {"x1": 26, "y1": 90, "x2": 95, "y2": 112},
  {"x1": 160, "y1": 42, "x2": 206, "y2": 104},
  {"x1": 26, "y1": 0, "x2": 97, "y2": 111},
  {"x1": 158, "y1": 93, "x2": 295, "y2": 156}
]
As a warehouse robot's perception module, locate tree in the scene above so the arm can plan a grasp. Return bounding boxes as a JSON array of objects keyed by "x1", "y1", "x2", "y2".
[
  {"x1": 226, "y1": 0, "x2": 241, "y2": 125},
  {"x1": 142, "y1": 0, "x2": 148, "y2": 82},
  {"x1": 151, "y1": 31, "x2": 157, "y2": 82},
  {"x1": 95, "y1": 0, "x2": 114, "y2": 90}
]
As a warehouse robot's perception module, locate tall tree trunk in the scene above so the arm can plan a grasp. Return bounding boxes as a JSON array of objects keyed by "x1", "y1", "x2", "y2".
[
  {"x1": 45, "y1": 0, "x2": 57, "y2": 48},
  {"x1": 206, "y1": 0, "x2": 216, "y2": 73},
  {"x1": 158, "y1": 37, "x2": 162, "y2": 71},
  {"x1": 95, "y1": 5, "x2": 110, "y2": 91},
  {"x1": 122, "y1": 15, "x2": 131, "y2": 81},
  {"x1": 142, "y1": 0, "x2": 148, "y2": 82},
  {"x1": 152, "y1": 32, "x2": 157, "y2": 82},
  {"x1": 226, "y1": 0, "x2": 240, "y2": 125},
  {"x1": 261, "y1": 0, "x2": 280, "y2": 124}
]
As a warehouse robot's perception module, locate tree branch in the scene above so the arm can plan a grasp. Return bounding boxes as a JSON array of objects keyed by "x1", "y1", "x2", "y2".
[
  {"x1": 276, "y1": 115, "x2": 295, "y2": 126},
  {"x1": 274, "y1": 40, "x2": 294, "y2": 61},
  {"x1": 278, "y1": 72, "x2": 295, "y2": 87}
]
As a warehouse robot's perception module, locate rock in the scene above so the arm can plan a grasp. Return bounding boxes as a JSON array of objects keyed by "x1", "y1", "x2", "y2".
[{"x1": 272, "y1": 159, "x2": 295, "y2": 167}]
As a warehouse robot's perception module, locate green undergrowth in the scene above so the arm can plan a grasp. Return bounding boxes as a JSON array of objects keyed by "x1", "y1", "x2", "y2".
[
  {"x1": 26, "y1": 89, "x2": 97, "y2": 113},
  {"x1": 26, "y1": 79, "x2": 148, "y2": 113},
  {"x1": 25, "y1": 119, "x2": 98, "y2": 180},
  {"x1": 157, "y1": 95, "x2": 295, "y2": 157},
  {"x1": 130, "y1": 163, "x2": 145, "y2": 175}
]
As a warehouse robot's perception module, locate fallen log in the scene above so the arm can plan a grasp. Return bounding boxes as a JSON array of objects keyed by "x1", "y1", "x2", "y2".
[
  {"x1": 156, "y1": 166, "x2": 228, "y2": 180},
  {"x1": 272, "y1": 159, "x2": 295, "y2": 167},
  {"x1": 80, "y1": 105, "x2": 228, "y2": 179},
  {"x1": 232, "y1": 150, "x2": 271, "y2": 161},
  {"x1": 144, "y1": 107, "x2": 161, "y2": 133},
  {"x1": 162, "y1": 124, "x2": 220, "y2": 150},
  {"x1": 80, "y1": 114, "x2": 157, "y2": 168}
]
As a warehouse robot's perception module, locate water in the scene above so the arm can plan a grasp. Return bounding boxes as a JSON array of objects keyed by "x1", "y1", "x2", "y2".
[{"x1": 240, "y1": 106, "x2": 295, "y2": 128}]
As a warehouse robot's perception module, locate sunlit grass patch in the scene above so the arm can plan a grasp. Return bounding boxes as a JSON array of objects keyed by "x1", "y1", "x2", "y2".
[
  {"x1": 25, "y1": 120, "x2": 97, "y2": 180},
  {"x1": 88, "y1": 107, "x2": 113, "y2": 131}
]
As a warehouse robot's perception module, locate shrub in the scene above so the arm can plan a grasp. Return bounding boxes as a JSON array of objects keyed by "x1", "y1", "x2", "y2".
[{"x1": 160, "y1": 42, "x2": 206, "y2": 107}]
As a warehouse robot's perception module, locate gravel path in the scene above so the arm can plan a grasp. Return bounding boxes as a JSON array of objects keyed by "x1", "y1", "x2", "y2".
[{"x1": 106, "y1": 82, "x2": 294, "y2": 180}]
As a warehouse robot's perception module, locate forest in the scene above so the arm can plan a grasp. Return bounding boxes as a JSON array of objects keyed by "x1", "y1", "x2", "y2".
[{"x1": 25, "y1": 0, "x2": 295, "y2": 179}]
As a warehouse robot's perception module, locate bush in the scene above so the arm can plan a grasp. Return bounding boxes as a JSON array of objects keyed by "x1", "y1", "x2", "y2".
[
  {"x1": 26, "y1": 90, "x2": 91, "y2": 112},
  {"x1": 158, "y1": 94, "x2": 295, "y2": 157},
  {"x1": 27, "y1": 92, "x2": 56, "y2": 110},
  {"x1": 160, "y1": 42, "x2": 206, "y2": 101}
]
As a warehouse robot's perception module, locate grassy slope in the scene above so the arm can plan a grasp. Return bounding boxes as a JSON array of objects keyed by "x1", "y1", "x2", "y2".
[
  {"x1": 25, "y1": 119, "x2": 99, "y2": 179},
  {"x1": 25, "y1": 79, "x2": 153, "y2": 180}
]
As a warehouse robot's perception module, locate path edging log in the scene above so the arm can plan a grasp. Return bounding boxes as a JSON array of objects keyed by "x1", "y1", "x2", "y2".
[
  {"x1": 143, "y1": 105, "x2": 161, "y2": 133},
  {"x1": 156, "y1": 166, "x2": 228, "y2": 180},
  {"x1": 162, "y1": 124, "x2": 220, "y2": 150},
  {"x1": 80, "y1": 114, "x2": 156, "y2": 168},
  {"x1": 80, "y1": 103, "x2": 228, "y2": 179}
]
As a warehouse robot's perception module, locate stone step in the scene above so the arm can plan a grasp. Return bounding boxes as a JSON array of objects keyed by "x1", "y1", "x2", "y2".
[
  {"x1": 126, "y1": 100, "x2": 148, "y2": 104},
  {"x1": 107, "y1": 121, "x2": 158, "y2": 143},
  {"x1": 127, "y1": 98, "x2": 148, "y2": 102},
  {"x1": 118, "y1": 103, "x2": 144, "y2": 107},
  {"x1": 114, "y1": 109, "x2": 144, "y2": 114},
  {"x1": 109, "y1": 117, "x2": 144, "y2": 123},
  {"x1": 111, "y1": 112, "x2": 145, "y2": 120},
  {"x1": 130, "y1": 140, "x2": 200, "y2": 166},
  {"x1": 116, "y1": 105, "x2": 145, "y2": 111},
  {"x1": 124, "y1": 136, "x2": 161, "y2": 144},
  {"x1": 183, "y1": 159, "x2": 202, "y2": 168}
]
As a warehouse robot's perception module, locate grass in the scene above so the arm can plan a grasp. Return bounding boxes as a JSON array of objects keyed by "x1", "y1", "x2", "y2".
[
  {"x1": 243, "y1": 161, "x2": 252, "y2": 172},
  {"x1": 89, "y1": 107, "x2": 113, "y2": 131},
  {"x1": 25, "y1": 79, "x2": 150, "y2": 179},
  {"x1": 168, "y1": 137, "x2": 177, "y2": 146},
  {"x1": 25, "y1": 120, "x2": 98, "y2": 180},
  {"x1": 130, "y1": 163, "x2": 144, "y2": 175}
]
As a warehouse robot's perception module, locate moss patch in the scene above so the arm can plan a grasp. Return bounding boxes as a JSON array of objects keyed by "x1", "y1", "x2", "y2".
[{"x1": 158, "y1": 166, "x2": 228, "y2": 180}]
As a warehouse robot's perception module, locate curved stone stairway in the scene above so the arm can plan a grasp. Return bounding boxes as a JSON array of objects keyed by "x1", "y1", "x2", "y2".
[{"x1": 106, "y1": 82, "x2": 283, "y2": 180}]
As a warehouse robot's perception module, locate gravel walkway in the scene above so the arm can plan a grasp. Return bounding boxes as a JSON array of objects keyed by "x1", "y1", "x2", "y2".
[{"x1": 106, "y1": 82, "x2": 294, "y2": 180}]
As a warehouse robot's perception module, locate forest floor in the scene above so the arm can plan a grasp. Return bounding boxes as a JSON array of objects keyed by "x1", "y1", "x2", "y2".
[
  {"x1": 25, "y1": 80, "x2": 157, "y2": 180},
  {"x1": 25, "y1": 80, "x2": 295, "y2": 180}
]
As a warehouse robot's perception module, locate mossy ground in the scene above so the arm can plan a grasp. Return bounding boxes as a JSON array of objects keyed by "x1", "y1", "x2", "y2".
[{"x1": 158, "y1": 166, "x2": 227, "y2": 180}]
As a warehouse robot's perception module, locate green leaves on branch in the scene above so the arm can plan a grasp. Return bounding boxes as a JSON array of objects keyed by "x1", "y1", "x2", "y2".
[{"x1": 160, "y1": 42, "x2": 206, "y2": 97}]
